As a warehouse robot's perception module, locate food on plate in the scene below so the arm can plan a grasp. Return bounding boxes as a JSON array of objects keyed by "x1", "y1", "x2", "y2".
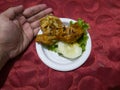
[
  {"x1": 36, "y1": 15, "x2": 89, "y2": 59},
  {"x1": 36, "y1": 15, "x2": 63, "y2": 45},
  {"x1": 57, "y1": 42, "x2": 82, "y2": 59}
]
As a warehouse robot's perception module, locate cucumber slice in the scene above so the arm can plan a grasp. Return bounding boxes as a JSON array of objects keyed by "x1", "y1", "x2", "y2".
[{"x1": 57, "y1": 42, "x2": 82, "y2": 59}]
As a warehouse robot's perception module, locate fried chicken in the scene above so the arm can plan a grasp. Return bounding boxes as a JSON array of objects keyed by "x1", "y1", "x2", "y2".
[{"x1": 36, "y1": 15, "x2": 84, "y2": 45}]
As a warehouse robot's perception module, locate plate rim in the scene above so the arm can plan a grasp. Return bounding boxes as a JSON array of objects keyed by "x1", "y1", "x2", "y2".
[{"x1": 35, "y1": 18, "x2": 92, "y2": 71}]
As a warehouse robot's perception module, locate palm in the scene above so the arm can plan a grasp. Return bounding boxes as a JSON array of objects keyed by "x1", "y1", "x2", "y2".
[
  {"x1": 18, "y1": 16, "x2": 35, "y2": 48},
  {"x1": 11, "y1": 16, "x2": 35, "y2": 58},
  {"x1": 0, "y1": 4, "x2": 52, "y2": 59}
]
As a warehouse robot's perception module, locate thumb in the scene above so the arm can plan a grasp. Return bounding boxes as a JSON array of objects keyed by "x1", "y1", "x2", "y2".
[{"x1": 3, "y1": 5, "x2": 24, "y2": 20}]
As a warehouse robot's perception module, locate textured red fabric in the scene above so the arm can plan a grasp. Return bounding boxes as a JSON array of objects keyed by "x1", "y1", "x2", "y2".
[{"x1": 0, "y1": 0, "x2": 120, "y2": 90}]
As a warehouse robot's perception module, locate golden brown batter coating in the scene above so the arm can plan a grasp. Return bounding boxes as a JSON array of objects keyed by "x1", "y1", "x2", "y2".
[
  {"x1": 36, "y1": 34, "x2": 57, "y2": 45},
  {"x1": 36, "y1": 15, "x2": 84, "y2": 45}
]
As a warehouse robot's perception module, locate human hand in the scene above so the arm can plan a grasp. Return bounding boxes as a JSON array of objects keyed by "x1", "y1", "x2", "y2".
[{"x1": 0, "y1": 4, "x2": 52, "y2": 61}]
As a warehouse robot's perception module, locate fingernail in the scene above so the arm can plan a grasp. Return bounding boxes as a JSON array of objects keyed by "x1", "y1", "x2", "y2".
[
  {"x1": 18, "y1": 5, "x2": 24, "y2": 8},
  {"x1": 49, "y1": 8, "x2": 53, "y2": 11},
  {"x1": 40, "y1": 4, "x2": 47, "y2": 7}
]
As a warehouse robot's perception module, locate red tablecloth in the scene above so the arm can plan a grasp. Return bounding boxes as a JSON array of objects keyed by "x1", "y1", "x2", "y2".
[{"x1": 0, "y1": 0, "x2": 120, "y2": 90}]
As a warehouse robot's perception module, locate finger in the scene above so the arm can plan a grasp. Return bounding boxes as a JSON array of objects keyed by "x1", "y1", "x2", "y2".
[
  {"x1": 27, "y1": 8, "x2": 53, "y2": 23},
  {"x1": 30, "y1": 20, "x2": 40, "y2": 29},
  {"x1": 30, "y1": 13, "x2": 53, "y2": 29},
  {"x1": 2, "y1": 5, "x2": 23, "y2": 20},
  {"x1": 23, "y1": 4, "x2": 47, "y2": 18},
  {"x1": 17, "y1": 16, "x2": 26, "y2": 25},
  {"x1": 22, "y1": 22, "x2": 34, "y2": 42},
  {"x1": 33, "y1": 27, "x2": 40, "y2": 36}
]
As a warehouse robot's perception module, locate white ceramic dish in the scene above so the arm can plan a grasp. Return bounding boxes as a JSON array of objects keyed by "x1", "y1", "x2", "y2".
[{"x1": 36, "y1": 18, "x2": 92, "y2": 71}]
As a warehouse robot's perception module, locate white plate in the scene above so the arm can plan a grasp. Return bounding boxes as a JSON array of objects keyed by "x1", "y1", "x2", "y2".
[{"x1": 36, "y1": 18, "x2": 92, "y2": 71}]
